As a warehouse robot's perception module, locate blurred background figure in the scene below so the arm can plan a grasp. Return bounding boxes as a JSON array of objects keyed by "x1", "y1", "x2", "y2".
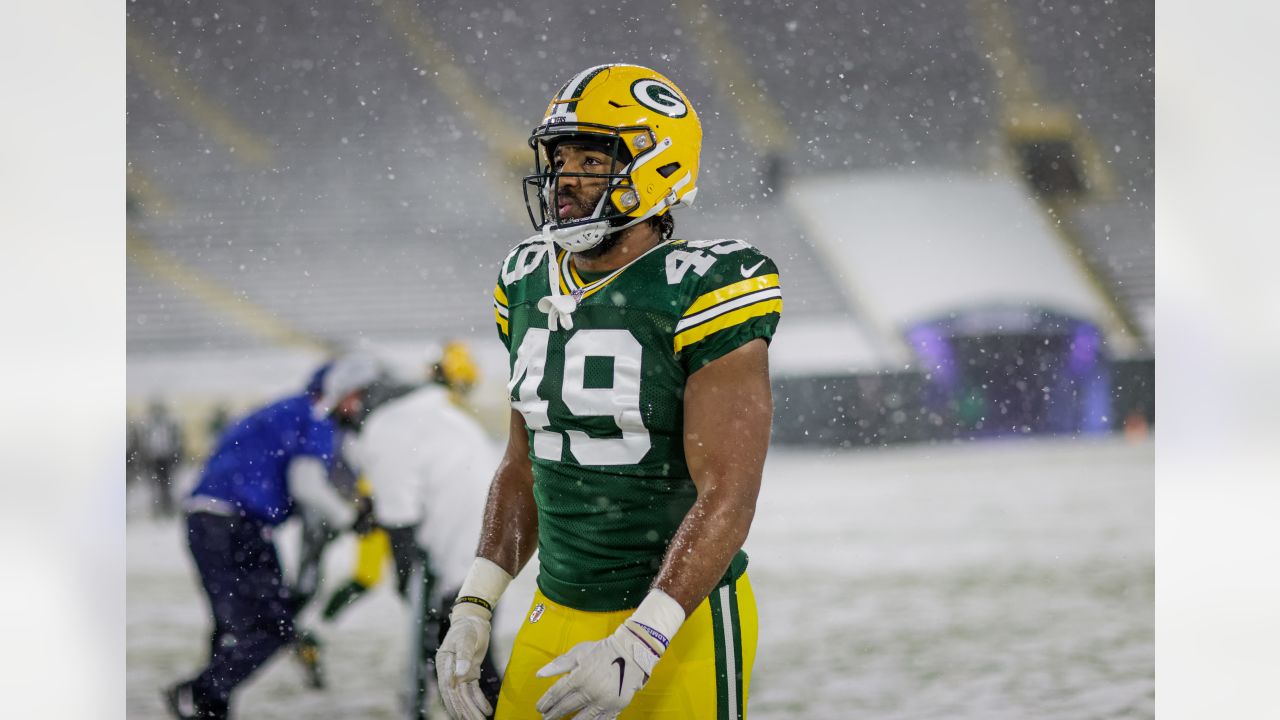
[
  {"x1": 288, "y1": 360, "x2": 414, "y2": 690},
  {"x1": 316, "y1": 340, "x2": 484, "y2": 626},
  {"x1": 319, "y1": 341, "x2": 503, "y2": 718},
  {"x1": 140, "y1": 399, "x2": 185, "y2": 519},
  {"x1": 427, "y1": 340, "x2": 480, "y2": 406},
  {"x1": 286, "y1": 363, "x2": 341, "y2": 623},
  {"x1": 165, "y1": 353, "x2": 380, "y2": 720},
  {"x1": 286, "y1": 362, "x2": 358, "y2": 690}
]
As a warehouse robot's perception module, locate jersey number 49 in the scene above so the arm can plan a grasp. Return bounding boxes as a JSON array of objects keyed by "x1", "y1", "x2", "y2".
[{"x1": 509, "y1": 328, "x2": 650, "y2": 466}]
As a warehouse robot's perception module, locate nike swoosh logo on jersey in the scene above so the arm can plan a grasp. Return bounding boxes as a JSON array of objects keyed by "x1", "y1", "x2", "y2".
[
  {"x1": 740, "y1": 259, "x2": 766, "y2": 277},
  {"x1": 612, "y1": 657, "x2": 626, "y2": 695}
]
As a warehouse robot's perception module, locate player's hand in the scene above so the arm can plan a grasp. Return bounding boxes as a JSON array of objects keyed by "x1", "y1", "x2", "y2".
[
  {"x1": 350, "y1": 495, "x2": 376, "y2": 535},
  {"x1": 436, "y1": 603, "x2": 494, "y2": 720},
  {"x1": 534, "y1": 619, "x2": 665, "y2": 720}
]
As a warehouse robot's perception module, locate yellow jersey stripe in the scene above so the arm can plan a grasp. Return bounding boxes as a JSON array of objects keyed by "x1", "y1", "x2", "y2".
[
  {"x1": 494, "y1": 308, "x2": 509, "y2": 336},
  {"x1": 578, "y1": 279, "x2": 617, "y2": 301},
  {"x1": 677, "y1": 287, "x2": 780, "y2": 332},
  {"x1": 555, "y1": 251, "x2": 573, "y2": 295},
  {"x1": 561, "y1": 250, "x2": 626, "y2": 300},
  {"x1": 494, "y1": 283, "x2": 508, "y2": 307},
  {"x1": 684, "y1": 274, "x2": 779, "y2": 317},
  {"x1": 673, "y1": 298, "x2": 782, "y2": 353},
  {"x1": 558, "y1": 250, "x2": 575, "y2": 289}
]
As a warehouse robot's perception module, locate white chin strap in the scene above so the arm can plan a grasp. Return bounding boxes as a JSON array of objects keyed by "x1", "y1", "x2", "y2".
[
  {"x1": 538, "y1": 227, "x2": 580, "y2": 331},
  {"x1": 543, "y1": 220, "x2": 610, "y2": 253}
]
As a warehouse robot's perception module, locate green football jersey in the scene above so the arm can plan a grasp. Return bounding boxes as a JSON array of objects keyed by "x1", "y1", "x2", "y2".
[{"x1": 492, "y1": 236, "x2": 782, "y2": 612}]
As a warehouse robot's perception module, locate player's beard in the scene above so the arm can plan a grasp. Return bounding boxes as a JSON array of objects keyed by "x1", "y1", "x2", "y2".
[
  {"x1": 573, "y1": 229, "x2": 622, "y2": 259},
  {"x1": 557, "y1": 184, "x2": 622, "y2": 259}
]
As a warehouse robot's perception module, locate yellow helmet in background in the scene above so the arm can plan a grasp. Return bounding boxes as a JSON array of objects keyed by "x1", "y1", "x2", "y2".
[
  {"x1": 431, "y1": 340, "x2": 479, "y2": 396},
  {"x1": 522, "y1": 64, "x2": 702, "y2": 252}
]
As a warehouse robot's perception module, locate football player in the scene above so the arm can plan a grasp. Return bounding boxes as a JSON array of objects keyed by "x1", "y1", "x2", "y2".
[
  {"x1": 310, "y1": 341, "x2": 502, "y2": 713},
  {"x1": 348, "y1": 340, "x2": 505, "y2": 717},
  {"x1": 166, "y1": 352, "x2": 381, "y2": 720},
  {"x1": 436, "y1": 64, "x2": 781, "y2": 720},
  {"x1": 319, "y1": 340, "x2": 488, "y2": 626}
]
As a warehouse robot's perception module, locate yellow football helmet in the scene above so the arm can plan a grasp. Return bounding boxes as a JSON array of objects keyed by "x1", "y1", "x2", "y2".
[
  {"x1": 522, "y1": 64, "x2": 702, "y2": 252},
  {"x1": 431, "y1": 340, "x2": 479, "y2": 396}
]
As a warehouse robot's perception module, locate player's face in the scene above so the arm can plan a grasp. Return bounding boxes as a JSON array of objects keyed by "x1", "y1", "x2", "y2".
[
  {"x1": 552, "y1": 144, "x2": 612, "y2": 221},
  {"x1": 332, "y1": 390, "x2": 364, "y2": 425}
]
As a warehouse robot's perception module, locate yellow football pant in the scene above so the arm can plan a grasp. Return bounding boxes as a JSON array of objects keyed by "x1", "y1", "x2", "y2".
[
  {"x1": 496, "y1": 573, "x2": 757, "y2": 720},
  {"x1": 353, "y1": 528, "x2": 390, "y2": 587}
]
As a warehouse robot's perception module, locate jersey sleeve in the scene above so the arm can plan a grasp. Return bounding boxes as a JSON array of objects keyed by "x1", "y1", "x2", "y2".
[
  {"x1": 675, "y1": 248, "x2": 782, "y2": 373},
  {"x1": 299, "y1": 415, "x2": 338, "y2": 468},
  {"x1": 493, "y1": 277, "x2": 511, "y2": 350}
]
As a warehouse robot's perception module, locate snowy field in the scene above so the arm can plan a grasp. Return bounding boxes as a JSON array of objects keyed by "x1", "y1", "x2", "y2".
[{"x1": 127, "y1": 436, "x2": 1152, "y2": 719}]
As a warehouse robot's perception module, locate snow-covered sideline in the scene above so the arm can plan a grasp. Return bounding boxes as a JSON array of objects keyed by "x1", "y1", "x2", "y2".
[{"x1": 127, "y1": 436, "x2": 1152, "y2": 719}]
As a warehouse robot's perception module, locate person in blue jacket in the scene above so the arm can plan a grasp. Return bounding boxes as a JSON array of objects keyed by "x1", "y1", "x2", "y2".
[{"x1": 165, "y1": 352, "x2": 381, "y2": 720}]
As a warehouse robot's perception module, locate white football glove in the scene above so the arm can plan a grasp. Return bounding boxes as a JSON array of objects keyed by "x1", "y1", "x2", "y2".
[
  {"x1": 436, "y1": 558, "x2": 513, "y2": 720},
  {"x1": 437, "y1": 604, "x2": 494, "y2": 720},
  {"x1": 535, "y1": 590, "x2": 686, "y2": 720}
]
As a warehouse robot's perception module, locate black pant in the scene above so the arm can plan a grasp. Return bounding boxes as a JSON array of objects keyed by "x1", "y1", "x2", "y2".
[
  {"x1": 385, "y1": 524, "x2": 421, "y2": 598},
  {"x1": 290, "y1": 506, "x2": 338, "y2": 614},
  {"x1": 186, "y1": 512, "x2": 295, "y2": 708}
]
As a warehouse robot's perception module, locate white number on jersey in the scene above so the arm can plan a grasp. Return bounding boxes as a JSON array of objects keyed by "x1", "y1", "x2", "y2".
[
  {"x1": 502, "y1": 244, "x2": 549, "y2": 286},
  {"x1": 664, "y1": 239, "x2": 753, "y2": 284},
  {"x1": 509, "y1": 329, "x2": 651, "y2": 465},
  {"x1": 664, "y1": 249, "x2": 716, "y2": 284},
  {"x1": 507, "y1": 328, "x2": 561, "y2": 460}
]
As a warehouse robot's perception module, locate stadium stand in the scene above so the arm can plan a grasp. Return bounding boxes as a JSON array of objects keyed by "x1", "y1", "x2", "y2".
[
  {"x1": 1007, "y1": 0, "x2": 1154, "y2": 336},
  {"x1": 126, "y1": 0, "x2": 1152, "y2": 357}
]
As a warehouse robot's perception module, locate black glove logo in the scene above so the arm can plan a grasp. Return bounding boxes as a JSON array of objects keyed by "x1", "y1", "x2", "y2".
[{"x1": 612, "y1": 657, "x2": 626, "y2": 696}]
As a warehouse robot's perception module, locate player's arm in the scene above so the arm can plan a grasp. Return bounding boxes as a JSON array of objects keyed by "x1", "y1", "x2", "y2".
[
  {"x1": 656, "y1": 336, "x2": 770, "y2": 613},
  {"x1": 476, "y1": 408, "x2": 538, "y2": 574},
  {"x1": 287, "y1": 456, "x2": 358, "y2": 529},
  {"x1": 438, "y1": 408, "x2": 537, "y2": 720}
]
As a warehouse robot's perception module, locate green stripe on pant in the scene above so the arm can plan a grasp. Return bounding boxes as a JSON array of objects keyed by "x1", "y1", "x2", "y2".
[
  {"x1": 709, "y1": 580, "x2": 745, "y2": 720},
  {"x1": 727, "y1": 580, "x2": 744, "y2": 718}
]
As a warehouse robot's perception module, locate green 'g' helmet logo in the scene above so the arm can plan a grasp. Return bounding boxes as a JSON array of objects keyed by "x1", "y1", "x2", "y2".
[{"x1": 630, "y1": 79, "x2": 688, "y2": 118}]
